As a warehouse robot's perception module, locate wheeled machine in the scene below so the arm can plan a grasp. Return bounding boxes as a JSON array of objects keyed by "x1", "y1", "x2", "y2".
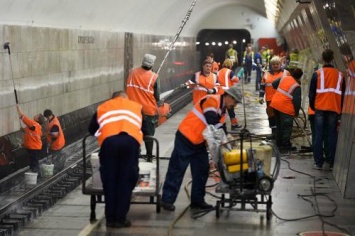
[{"x1": 206, "y1": 127, "x2": 281, "y2": 221}]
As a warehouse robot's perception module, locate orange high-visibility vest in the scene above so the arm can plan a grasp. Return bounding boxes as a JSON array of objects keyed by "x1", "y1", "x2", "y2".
[
  {"x1": 46, "y1": 116, "x2": 65, "y2": 151},
  {"x1": 126, "y1": 67, "x2": 158, "y2": 116},
  {"x1": 95, "y1": 97, "x2": 143, "y2": 146},
  {"x1": 21, "y1": 115, "x2": 42, "y2": 150},
  {"x1": 217, "y1": 68, "x2": 239, "y2": 94},
  {"x1": 212, "y1": 61, "x2": 219, "y2": 73},
  {"x1": 187, "y1": 72, "x2": 219, "y2": 105},
  {"x1": 343, "y1": 61, "x2": 355, "y2": 115},
  {"x1": 308, "y1": 106, "x2": 315, "y2": 115},
  {"x1": 270, "y1": 76, "x2": 300, "y2": 116},
  {"x1": 178, "y1": 95, "x2": 226, "y2": 145},
  {"x1": 262, "y1": 70, "x2": 289, "y2": 101},
  {"x1": 315, "y1": 68, "x2": 343, "y2": 114}
]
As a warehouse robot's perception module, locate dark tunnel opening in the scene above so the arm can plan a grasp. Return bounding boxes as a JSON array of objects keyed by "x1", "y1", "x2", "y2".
[{"x1": 196, "y1": 29, "x2": 251, "y2": 66}]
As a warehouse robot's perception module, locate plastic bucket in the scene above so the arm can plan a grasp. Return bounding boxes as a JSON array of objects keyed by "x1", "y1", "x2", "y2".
[
  {"x1": 90, "y1": 153, "x2": 102, "y2": 189},
  {"x1": 137, "y1": 162, "x2": 155, "y2": 188},
  {"x1": 25, "y1": 172, "x2": 38, "y2": 185},
  {"x1": 41, "y1": 164, "x2": 54, "y2": 177}
]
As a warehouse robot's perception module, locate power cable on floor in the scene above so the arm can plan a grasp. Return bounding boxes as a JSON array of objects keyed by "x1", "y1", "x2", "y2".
[
  {"x1": 269, "y1": 158, "x2": 351, "y2": 235},
  {"x1": 167, "y1": 179, "x2": 192, "y2": 236}
]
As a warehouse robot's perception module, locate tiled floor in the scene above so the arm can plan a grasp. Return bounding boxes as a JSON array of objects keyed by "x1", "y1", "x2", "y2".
[{"x1": 17, "y1": 80, "x2": 355, "y2": 236}]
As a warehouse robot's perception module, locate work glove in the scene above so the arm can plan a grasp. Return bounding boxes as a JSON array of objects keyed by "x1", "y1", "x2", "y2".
[
  {"x1": 207, "y1": 89, "x2": 214, "y2": 94},
  {"x1": 179, "y1": 83, "x2": 187, "y2": 89},
  {"x1": 259, "y1": 98, "x2": 264, "y2": 105}
]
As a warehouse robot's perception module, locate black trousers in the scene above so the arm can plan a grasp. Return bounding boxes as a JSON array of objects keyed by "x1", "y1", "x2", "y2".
[{"x1": 99, "y1": 133, "x2": 140, "y2": 223}]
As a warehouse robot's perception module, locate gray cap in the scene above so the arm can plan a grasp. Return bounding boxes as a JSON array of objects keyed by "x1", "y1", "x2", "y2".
[
  {"x1": 225, "y1": 87, "x2": 242, "y2": 103},
  {"x1": 142, "y1": 54, "x2": 156, "y2": 68}
]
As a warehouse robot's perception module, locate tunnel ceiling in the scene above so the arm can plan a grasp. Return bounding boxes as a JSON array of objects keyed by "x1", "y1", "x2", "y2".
[{"x1": 0, "y1": 0, "x2": 267, "y2": 37}]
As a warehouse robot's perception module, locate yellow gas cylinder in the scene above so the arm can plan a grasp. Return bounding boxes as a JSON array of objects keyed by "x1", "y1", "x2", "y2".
[
  {"x1": 223, "y1": 149, "x2": 247, "y2": 165},
  {"x1": 227, "y1": 163, "x2": 249, "y2": 173}
]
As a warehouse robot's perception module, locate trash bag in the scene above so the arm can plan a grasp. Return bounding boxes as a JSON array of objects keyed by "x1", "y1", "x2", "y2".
[{"x1": 203, "y1": 125, "x2": 230, "y2": 162}]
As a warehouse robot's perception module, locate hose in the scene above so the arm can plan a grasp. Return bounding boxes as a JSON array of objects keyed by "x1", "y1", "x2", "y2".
[{"x1": 156, "y1": 0, "x2": 197, "y2": 81}]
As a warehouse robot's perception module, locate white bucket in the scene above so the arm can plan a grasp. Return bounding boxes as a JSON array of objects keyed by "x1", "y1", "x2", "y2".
[
  {"x1": 24, "y1": 172, "x2": 38, "y2": 185},
  {"x1": 90, "y1": 152, "x2": 102, "y2": 189},
  {"x1": 137, "y1": 162, "x2": 155, "y2": 188},
  {"x1": 149, "y1": 166, "x2": 157, "y2": 187},
  {"x1": 41, "y1": 164, "x2": 54, "y2": 177}
]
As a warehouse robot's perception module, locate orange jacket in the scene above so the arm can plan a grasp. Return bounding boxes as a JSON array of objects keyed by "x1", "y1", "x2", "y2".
[
  {"x1": 21, "y1": 115, "x2": 42, "y2": 150},
  {"x1": 270, "y1": 76, "x2": 300, "y2": 116},
  {"x1": 217, "y1": 68, "x2": 239, "y2": 94},
  {"x1": 126, "y1": 67, "x2": 158, "y2": 116},
  {"x1": 95, "y1": 97, "x2": 143, "y2": 146},
  {"x1": 315, "y1": 68, "x2": 343, "y2": 114},
  {"x1": 178, "y1": 95, "x2": 226, "y2": 145},
  {"x1": 186, "y1": 72, "x2": 219, "y2": 105},
  {"x1": 262, "y1": 70, "x2": 289, "y2": 101},
  {"x1": 46, "y1": 116, "x2": 65, "y2": 151}
]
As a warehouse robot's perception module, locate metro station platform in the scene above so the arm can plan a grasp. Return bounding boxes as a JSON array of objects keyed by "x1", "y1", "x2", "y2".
[{"x1": 16, "y1": 81, "x2": 355, "y2": 236}]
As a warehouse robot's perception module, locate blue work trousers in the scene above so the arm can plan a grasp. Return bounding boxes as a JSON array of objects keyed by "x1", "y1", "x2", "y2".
[
  {"x1": 313, "y1": 110, "x2": 338, "y2": 167},
  {"x1": 162, "y1": 131, "x2": 209, "y2": 205},
  {"x1": 99, "y1": 133, "x2": 139, "y2": 223},
  {"x1": 255, "y1": 66, "x2": 262, "y2": 90}
]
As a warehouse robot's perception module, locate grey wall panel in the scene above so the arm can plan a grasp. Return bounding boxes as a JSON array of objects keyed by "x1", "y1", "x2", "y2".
[
  {"x1": 0, "y1": 23, "x2": 196, "y2": 179},
  {"x1": 0, "y1": 25, "x2": 125, "y2": 136}
]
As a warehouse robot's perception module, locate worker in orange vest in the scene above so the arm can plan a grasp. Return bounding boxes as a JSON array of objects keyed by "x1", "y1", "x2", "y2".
[
  {"x1": 339, "y1": 42, "x2": 355, "y2": 115},
  {"x1": 126, "y1": 54, "x2": 159, "y2": 162},
  {"x1": 16, "y1": 105, "x2": 45, "y2": 174},
  {"x1": 270, "y1": 68, "x2": 303, "y2": 151},
  {"x1": 206, "y1": 53, "x2": 219, "y2": 74},
  {"x1": 88, "y1": 91, "x2": 147, "y2": 228},
  {"x1": 179, "y1": 60, "x2": 220, "y2": 105},
  {"x1": 217, "y1": 58, "x2": 242, "y2": 130},
  {"x1": 43, "y1": 109, "x2": 65, "y2": 174},
  {"x1": 161, "y1": 87, "x2": 242, "y2": 212},
  {"x1": 309, "y1": 49, "x2": 344, "y2": 170},
  {"x1": 259, "y1": 56, "x2": 290, "y2": 139}
]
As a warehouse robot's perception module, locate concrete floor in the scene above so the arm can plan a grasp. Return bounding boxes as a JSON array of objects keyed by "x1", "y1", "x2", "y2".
[{"x1": 17, "y1": 77, "x2": 355, "y2": 236}]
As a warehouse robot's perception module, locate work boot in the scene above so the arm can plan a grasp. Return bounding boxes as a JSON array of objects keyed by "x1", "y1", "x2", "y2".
[
  {"x1": 106, "y1": 219, "x2": 131, "y2": 228},
  {"x1": 161, "y1": 201, "x2": 175, "y2": 211},
  {"x1": 190, "y1": 202, "x2": 213, "y2": 210}
]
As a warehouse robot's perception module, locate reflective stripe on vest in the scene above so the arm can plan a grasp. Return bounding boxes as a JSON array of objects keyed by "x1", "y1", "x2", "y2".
[
  {"x1": 316, "y1": 68, "x2": 342, "y2": 95},
  {"x1": 192, "y1": 72, "x2": 219, "y2": 104},
  {"x1": 276, "y1": 77, "x2": 299, "y2": 99},
  {"x1": 95, "y1": 98, "x2": 143, "y2": 145},
  {"x1": 95, "y1": 110, "x2": 142, "y2": 137},
  {"x1": 217, "y1": 68, "x2": 232, "y2": 89},
  {"x1": 179, "y1": 95, "x2": 225, "y2": 144},
  {"x1": 264, "y1": 70, "x2": 289, "y2": 101},
  {"x1": 315, "y1": 68, "x2": 343, "y2": 114},
  {"x1": 270, "y1": 76, "x2": 299, "y2": 116},
  {"x1": 127, "y1": 68, "x2": 156, "y2": 94}
]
